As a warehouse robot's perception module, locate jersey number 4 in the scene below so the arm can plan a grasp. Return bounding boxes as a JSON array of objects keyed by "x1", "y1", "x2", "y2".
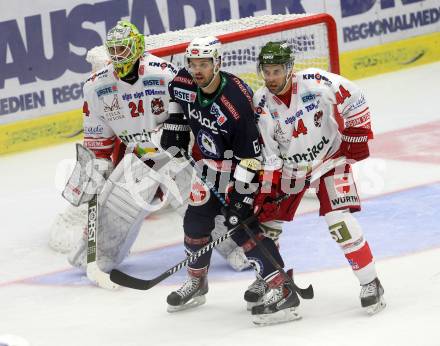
[
  {"x1": 129, "y1": 100, "x2": 145, "y2": 117},
  {"x1": 292, "y1": 119, "x2": 308, "y2": 138}
]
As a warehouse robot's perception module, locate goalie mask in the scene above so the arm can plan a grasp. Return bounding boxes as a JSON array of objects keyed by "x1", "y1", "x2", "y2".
[
  {"x1": 185, "y1": 36, "x2": 222, "y2": 87},
  {"x1": 105, "y1": 21, "x2": 145, "y2": 78},
  {"x1": 257, "y1": 41, "x2": 295, "y2": 94}
]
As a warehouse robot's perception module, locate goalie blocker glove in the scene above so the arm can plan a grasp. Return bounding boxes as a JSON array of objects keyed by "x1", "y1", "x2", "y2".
[
  {"x1": 160, "y1": 102, "x2": 190, "y2": 158},
  {"x1": 340, "y1": 127, "x2": 372, "y2": 162}
]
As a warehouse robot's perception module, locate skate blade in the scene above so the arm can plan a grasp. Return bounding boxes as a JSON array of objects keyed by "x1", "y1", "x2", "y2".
[
  {"x1": 252, "y1": 307, "x2": 302, "y2": 326},
  {"x1": 167, "y1": 295, "x2": 206, "y2": 313},
  {"x1": 365, "y1": 297, "x2": 386, "y2": 315}
]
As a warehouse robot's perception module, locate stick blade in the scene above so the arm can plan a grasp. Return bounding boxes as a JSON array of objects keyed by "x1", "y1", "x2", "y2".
[{"x1": 110, "y1": 269, "x2": 155, "y2": 290}]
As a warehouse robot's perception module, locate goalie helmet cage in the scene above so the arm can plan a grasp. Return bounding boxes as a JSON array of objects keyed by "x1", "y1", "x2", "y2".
[{"x1": 88, "y1": 13, "x2": 339, "y2": 89}]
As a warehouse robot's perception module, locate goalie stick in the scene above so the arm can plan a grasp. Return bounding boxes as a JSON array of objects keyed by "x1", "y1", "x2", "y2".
[
  {"x1": 86, "y1": 194, "x2": 119, "y2": 290},
  {"x1": 180, "y1": 150, "x2": 314, "y2": 301}
]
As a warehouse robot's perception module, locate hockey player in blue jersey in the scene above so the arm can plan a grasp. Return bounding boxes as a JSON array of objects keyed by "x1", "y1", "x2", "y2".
[{"x1": 159, "y1": 36, "x2": 301, "y2": 325}]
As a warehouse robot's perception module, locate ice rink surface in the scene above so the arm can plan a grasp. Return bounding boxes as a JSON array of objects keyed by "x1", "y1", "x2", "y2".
[{"x1": 1, "y1": 62, "x2": 439, "y2": 346}]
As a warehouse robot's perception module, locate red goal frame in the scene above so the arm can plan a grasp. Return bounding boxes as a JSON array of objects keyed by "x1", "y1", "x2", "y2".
[{"x1": 150, "y1": 13, "x2": 340, "y2": 74}]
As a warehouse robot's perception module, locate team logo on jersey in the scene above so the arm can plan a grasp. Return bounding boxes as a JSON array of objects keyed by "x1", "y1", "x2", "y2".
[
  {"x1": 302, "y1": 72, "x2": 332, "y2": 85},
  {"x1": 151, "y1": 98, "x2": 164, "y2": 115},
  {"x1": 174, "y1": 87, "x2": 196, "y2": 103},
  {"x1": 188, "y1": 107, "x2": 218, "y2": 134},
  {"x1": 142, "y1": 76, "x2": 166, "y2": 87},
  {"x1": 301, "y1": 92, "x2": 317, "y2": 103},
  {"x1": 325, "y1": 173, "x2": 360, "y2": 210},
  {"x1": 148, "y1": 61, "x2": 178, "y2": 74},
  {"x1": 342, "y1": 94, "x2": 366, "y2": 115},
  {"x1": 274, "y1": 121, "x2": 290, "y2": 144},
  {"x1": 103, "y1": 95, "x2": 120, "y2": 112},
  {"x1": 119, "y1": 129, "x2": 152, "y2": 145},
  {"x1": 102, "y1": 95, "x2": 124, "y2": 121},
  {"x1": 220, "y1": 95, "x2": 239, "y2": 120},
  {"x1": 145, "y1": 89, "x2": 166, "y2": 96},
  {"x1": 84, "y1": 125, "x2": 104, "y2": 135},
  {"x1": 197, "y1": 129, "x2": 220, "y2": 158},
  {"x1": 188, "y1": 177, "x2": 211, "y2": 206},
  {"x1": 86, "y1": 68, "x2": 109, "y2": 83},
  {"x1": 282, "y1": 136, "x2": 330, "y2": 164},
  {"x1": 96, "y1": 84, "x2": 118, "y2": 97},
  {"x1": 174, "y1": 76, "x2": 194, "y2": 86},
  {"x1": 305, "y1": 102, "x2": 319, "y2": 112},
  {"x1": 210, "y1": 103, "x2": 227, "y2": 126},
  {"x1": 314, "y1": 110, "x2": 324, "y2": 127},
  {"x1": 285, "y1": 109, "x2": 304, "y2": 125}
]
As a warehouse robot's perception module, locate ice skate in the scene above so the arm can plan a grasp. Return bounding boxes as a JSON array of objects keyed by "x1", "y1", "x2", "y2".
[
  {"x1": 251, "y1": 270, "x2": 301, "y2": 326},
  {"x1": 167, "y1": 269, "x2": 208, "y2": 312},
  {"x1": 244, "y1": 277, "x2": 268, "y2": 311},
  {"x1": 360, "y1": 277, "x2": 386, "y2": 315}
]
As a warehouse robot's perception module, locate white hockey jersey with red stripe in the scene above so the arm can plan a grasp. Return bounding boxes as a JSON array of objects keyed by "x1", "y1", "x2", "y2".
[
  {"x1": 253, "y1": 68, "x2": 372, "y2": 178},
  {"x1": 82, "y1": 53, "x2": 178, "y2": 160}
]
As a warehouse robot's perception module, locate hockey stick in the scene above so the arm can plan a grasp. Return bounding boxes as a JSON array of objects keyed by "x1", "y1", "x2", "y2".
[
  {"x1": 180, "y1": 150, "x2": 314, "y2": 300},
  {"x1": 86, "y1": 194, "x2": 119, "y2": 290},
  {"x1": 60, "y1": 128, "x2": 83, "y2": 139},
  {"x1": 109, "y1": 214, "x2": 256, "y2": 290}
]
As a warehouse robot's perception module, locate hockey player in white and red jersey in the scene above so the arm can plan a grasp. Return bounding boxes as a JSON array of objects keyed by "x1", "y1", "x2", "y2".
[
  {"x1": 63, "y1": 21, "x2": 248, "y2": 278},
  {"x1": 247, "y1": 41, "x2": 385, "y2": 315}
]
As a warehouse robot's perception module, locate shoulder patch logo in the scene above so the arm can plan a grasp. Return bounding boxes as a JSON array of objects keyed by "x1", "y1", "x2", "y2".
[
  {"x1": 151, "y1": 98, "x2": 164, "y2": 115},
  {"x1": 197, "y1": 129, "x2": 220, "y2": 158}
]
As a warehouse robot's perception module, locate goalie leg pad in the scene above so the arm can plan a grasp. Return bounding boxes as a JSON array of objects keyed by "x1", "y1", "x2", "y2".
[
  {"x1": 68, "y1": 153, "x2": 167, "y2": 272},
  {"x1": 49, "y1": 203, "x2": 88, "y2": 253},
  {"x1": 211, "y1": 215, "x2": 250, "y2": 271},
  {"x1": 94, "y1": 154, "x2": 165, "y2": 272},
  {"x1": 325, "y1": 210, "x2": 377, "y2": 285}
]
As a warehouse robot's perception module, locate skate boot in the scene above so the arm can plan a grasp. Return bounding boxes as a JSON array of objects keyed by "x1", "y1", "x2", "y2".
[
  {"x1": 167, "y1": 268, "x2": 208, "y2": 312},
  {"x1": 251, "y1": 269, "x2": 301, "y2": 326},
  {"x1": 360, "y1": 277, "x2": 386, "y2": 315},
  {"x1": 244, "y1": 277, "x2": 269, "y2": 311}
]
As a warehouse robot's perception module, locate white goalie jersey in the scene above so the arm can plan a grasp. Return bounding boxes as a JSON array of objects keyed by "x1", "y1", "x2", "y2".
[
  {"x1": 82, "y1": 52, "x2": 178, "y2": 161},
  {"x1": 254, "y1": 67, "x2": 372, "y2": 178}
]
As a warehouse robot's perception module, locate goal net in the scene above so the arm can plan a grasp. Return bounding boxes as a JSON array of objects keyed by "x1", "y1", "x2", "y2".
[{"x1": 87, "y1": 13, "x2": 339, "y2": 89}]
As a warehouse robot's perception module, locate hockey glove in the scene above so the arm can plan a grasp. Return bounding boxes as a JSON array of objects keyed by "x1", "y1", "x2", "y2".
[
  {"x1": 224, "y1": 187, "x2": 256, "y2": 229},
  {"x1": 340, "y1": 127, "x2": 372, "y2": 162},
  {"x1": 253, "y1": 169, "x2": 281, "y2": 214},
  {"x1": 160, "y1": 114, "x2": 190, "y2": 158},
  {"x1": 254, "y1": 170, "x2": 303, "y2": 222}
]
